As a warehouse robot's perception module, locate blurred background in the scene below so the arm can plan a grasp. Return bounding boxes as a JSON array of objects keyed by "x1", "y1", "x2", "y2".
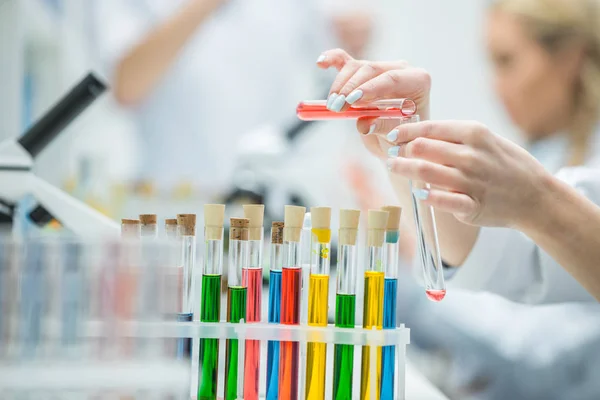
[
  {"x1": 0, "y1": 0, "x2": 514, "y2": 229},
  {"x1": 5, "y1": 1, "x2": 600, "y2": 400}
]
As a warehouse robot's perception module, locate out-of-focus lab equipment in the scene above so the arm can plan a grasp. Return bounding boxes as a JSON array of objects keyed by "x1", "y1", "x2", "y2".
[{"x1": 0, "y1": 73, "x2": 119, "y2": 237}]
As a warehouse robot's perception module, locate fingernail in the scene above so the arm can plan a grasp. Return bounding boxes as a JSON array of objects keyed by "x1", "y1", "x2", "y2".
[
  {"x1": 413, "y1": 188, "x2": 430, "y2": 200},
  {"x1": 386, "y1": 159, "x2": 394, "y2": 171},
  {"x1": 367, "y1": 123, "x2": 377, "y2": 135},
  {"x1": 317, "y1": 54, "x2": 327, "y2": 63},
  {"x1": 387, "y1": 129, "x2": 399, "y2": 142},
  {"x1": 387, "y1": 146, "x2": 400, "y2": 158},
  {"x1": 331, "y1": 95, "x2": 346, "y2": 112},
  {"x1": 327, "y1": 93, "x2": 338, "y2": 109},
  {"x1": 345, "y1": 89, "x2": 363, "y2": 105}
]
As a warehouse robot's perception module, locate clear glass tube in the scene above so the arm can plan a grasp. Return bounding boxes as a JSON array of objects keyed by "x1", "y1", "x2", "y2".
[
  {"x1": 410, "y1": 180, "x2": 446, "y2": 302},
  {"x1": 180, "y1": 235, "x2": 196, "y2": 314},
  {"x1": 141, "y1": 224, "x2": 157, "y2": 239},
  {"x1": 228, "y1": 239, "x2": 248, "y2": 288},
  {"x1": 337, "y1": 242, "x2": 357, "y2": 295},
  {"x1": 204, "y1": 237, "x2": 224, "y2": 276}
]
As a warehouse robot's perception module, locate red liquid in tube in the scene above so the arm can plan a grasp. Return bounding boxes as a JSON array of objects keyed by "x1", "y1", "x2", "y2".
[{"x1": 296, "y1": 99, "x2": 417, "y2": 121}]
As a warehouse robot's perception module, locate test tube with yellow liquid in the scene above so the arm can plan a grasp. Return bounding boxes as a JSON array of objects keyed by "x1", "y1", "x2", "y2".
[
  {"x1": 360, "y1": 210, "x2": 389, "y2": 400},
  {"x1": 304, "y1": 207, "x2": 332, "y2": 400}
]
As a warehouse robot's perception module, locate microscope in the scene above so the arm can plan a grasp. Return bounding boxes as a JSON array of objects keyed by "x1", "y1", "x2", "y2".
[{"x1": 0, "y1": 73, "x2": 120, "y2": 237}]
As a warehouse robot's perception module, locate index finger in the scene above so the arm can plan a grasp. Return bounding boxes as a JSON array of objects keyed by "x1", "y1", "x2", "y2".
[
  {"x1": 391, "y1": 121, "x2": 472, "y2": 145},
  {"x1": 316, "y1": 48, "x2": 354, "y2": 71}
]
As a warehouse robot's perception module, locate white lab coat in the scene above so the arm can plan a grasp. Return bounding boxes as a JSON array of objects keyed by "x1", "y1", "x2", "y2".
[
  {"x1": 93, "y1": 0, "x2": 334, "y2": 192},
  {"x1": 447, "y1": 130, "x2": 600, "y2": 304}
]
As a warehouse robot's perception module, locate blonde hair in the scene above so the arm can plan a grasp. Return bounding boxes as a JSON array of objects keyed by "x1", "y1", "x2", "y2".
[{"x1": 492, "y1": 0, "x2": 600, "y2": 165}]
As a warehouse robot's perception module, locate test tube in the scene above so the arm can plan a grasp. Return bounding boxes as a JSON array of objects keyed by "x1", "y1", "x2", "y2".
[
  {"x1": 177, "y1": 214, "x2": 197, "y2": 360},
  {"x1": 165, "y1": 218, "x2": 178, "y2": 239},
  {"x1": 121, "y1": 218, "x2": 141, "y2": 238},
  {"x1": 360, "y1": 210, "x2": 389, "y2": 400},
  {"x1": 380, "y1": 206, "x2": 401, "y2": 400},
  {"x1": 266, "y1": 221, "x2": 284, "y2": 400},
  {"x1": 140, "y1": 214, "x2": 158, "y2": 239},
  {"x1": 305, "y1": 207, "x2": 332, "y2": 400},
  {"x1": 198, "y1": 204, "x2": 225, "y2": 400},
  {"x1": 242, "y1": 205, "x2": 265, "y2": 400},
  {"x1": 224, "y1": 218, "x2": 249, "y2": 400},
  {"x1": 278, "y1": 205, "x2": 306, "y2": 400},
  {"x1": 296, "y1": 99, "x2": 416, "y2": 121},
  {"x1": 332, "y1": 209, "x2": 360, "y2": 400},
  {"x1": 411, "y1": 180, "x2": 447, "y2": 301}
]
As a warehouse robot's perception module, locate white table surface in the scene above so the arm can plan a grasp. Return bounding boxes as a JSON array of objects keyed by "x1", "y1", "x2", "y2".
[{"x1": 406, "y1": 363, "x2": 449, "y2": 400}]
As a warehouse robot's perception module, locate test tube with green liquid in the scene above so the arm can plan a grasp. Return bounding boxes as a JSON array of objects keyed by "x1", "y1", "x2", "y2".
[
  {"x1": 224, "y1": 218, "x2": 249, "y2": 400},
  {"x1": 332, "y1": 209, "x2": 361, "y2": 400},
  {"x1": 198, "y1": 204, "x2": 226, "y2": 400}
]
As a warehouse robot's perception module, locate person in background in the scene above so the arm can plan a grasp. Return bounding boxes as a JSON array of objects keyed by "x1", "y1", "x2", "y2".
[
  {"x1": 93, "y1": 0, "x2": 374, "y2": 201},
  {"x1": 316, "y1": 0, "x2": 600, "y2": 398}
]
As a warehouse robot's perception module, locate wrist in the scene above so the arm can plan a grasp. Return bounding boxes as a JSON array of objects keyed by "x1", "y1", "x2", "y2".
[{"x1": 515, "y1": 171, "x2": 561, "y2": 235}]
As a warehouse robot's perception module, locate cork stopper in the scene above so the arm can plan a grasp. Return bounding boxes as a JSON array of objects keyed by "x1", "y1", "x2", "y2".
[
  {"x1": 165, "y1": 218, "x2": 177, "y2": 226},
  {"x1": 243, "y1": 204, "x2": 265, "y2": 241},
  {"x1": 310, "y1": 207, "x2": 332, "y2": 230},
  {"x1": 367, "y1": 210, "x2": 389, "y2": 247},
  {"x1": 271, "y1": 221, "x2": 284, "y2": 244},
  {"x1": 339, "y1": 209, "x2": 360, "y2": 245},
  {"x1": 230, "y1": 218, "x2": 250, "y2": 241},
  {"x1": 284, "y1": 205, "x2": 306, "y2": 242},
  {"x1": 139, "y1": 214, "x2": 157, "y2": 225},
  {"x1": 177, "y1": 214, "x2": 197, "y2": 236},
  {"x1": 204, "y1": 204, "x2": 226, "y2": 241},
  {"x1": 121, "y1": 219, "x2": 141, "y2": 238},
  {"x1": 381, "y1": 206, "x2": 402, "y2": 231}
]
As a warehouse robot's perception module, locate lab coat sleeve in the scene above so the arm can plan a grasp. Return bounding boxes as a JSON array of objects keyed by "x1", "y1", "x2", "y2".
[{"x1": 447, "y1": 166, "x2": 600, "y2": 304}]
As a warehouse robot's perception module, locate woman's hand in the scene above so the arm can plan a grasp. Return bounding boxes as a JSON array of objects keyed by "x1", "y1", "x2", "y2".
[
  {"x1": 316, "y1": 49, "x2": 432, "y2": 159},
  {"x1": 384, "y1": 120, "x2": 552, "y2": 228}
]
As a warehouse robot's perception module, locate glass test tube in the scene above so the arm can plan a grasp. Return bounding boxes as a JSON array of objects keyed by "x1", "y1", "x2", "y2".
[
  {"x1": 296, "y1": 99, "x2": 417, "y2": 121},
  {"x1": 411, "y1": 180, "x2": 447, "y2": 301},
  {"x1": 199, "y1": 204, "x2": 226, "y2": 400},
  {"x1": 242, "y1": 205, "x2": 265, "y2": 400},
  {"x1": 305, "y1": 207, "x2": 332, "y2": 400},
  {"x1": 177, "y1": 214, "x2": 196, "y2": 361},
  {"x1": 278, "y1": 205, "x2": 306, "y2": 400},
  {"x1": 361, "y1": 210, "x2": 388, "y2": 400},
  {"x1": 140, "y1": 214, "x2": 158, "y2": 239},
  {"x1": 119, "y1": 220, "x2": 141, "y2": 358},
  {"x1": 225, "y1": 218, "x2": 250, "y2": 400},
  {"x1": 266, "y1": 221, "x2": 285, "y2": 400},
  {"x1": 332, "y1": 209, "x2": 360, "y2": 400},
  {"x1": 380, "y1": 206, "x2": 401, "y2": 400}
]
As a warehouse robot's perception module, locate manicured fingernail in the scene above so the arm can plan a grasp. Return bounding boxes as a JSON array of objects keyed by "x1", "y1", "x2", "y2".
[
  {"x1": 413, "y1": 188, "x2": 430, "y2": 200},
  {"x1": 345, "y1": 89, "x2": 363, "y2": 105},
  {"x1": 387, "y1": 146, "x2": 400, "y2": 157},
  {"x1": 367, "y1": 123, "x2": 377, "y2": 135},
  {"x1": 386, "y1": 159, "x2": 394, "y2": 171},
  {"x1": 317, "y1": 54, "x2": 327, "y2": 63},
  {"x1": 327, "y1": 93, "x2": 338, "y2": 109},
  {"x1": 331, "y1": 95, "x2": 346, "y2": 112},
  {"x1": 387, "y1": 129, "x2": 399, "y2": 142}
]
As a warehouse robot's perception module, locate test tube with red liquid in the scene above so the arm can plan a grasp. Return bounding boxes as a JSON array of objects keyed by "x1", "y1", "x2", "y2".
[
  {"x1": 296, "y1": 99, "x2": 416, "y2": 121},
  {"x1": 278, "y1": 205, "x2": 306, "y2": 400}
]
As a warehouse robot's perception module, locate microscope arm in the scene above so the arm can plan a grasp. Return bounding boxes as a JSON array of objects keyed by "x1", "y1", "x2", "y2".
[{"x1": 29, "y1": 175, "x2": 120, "y2": 237}]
